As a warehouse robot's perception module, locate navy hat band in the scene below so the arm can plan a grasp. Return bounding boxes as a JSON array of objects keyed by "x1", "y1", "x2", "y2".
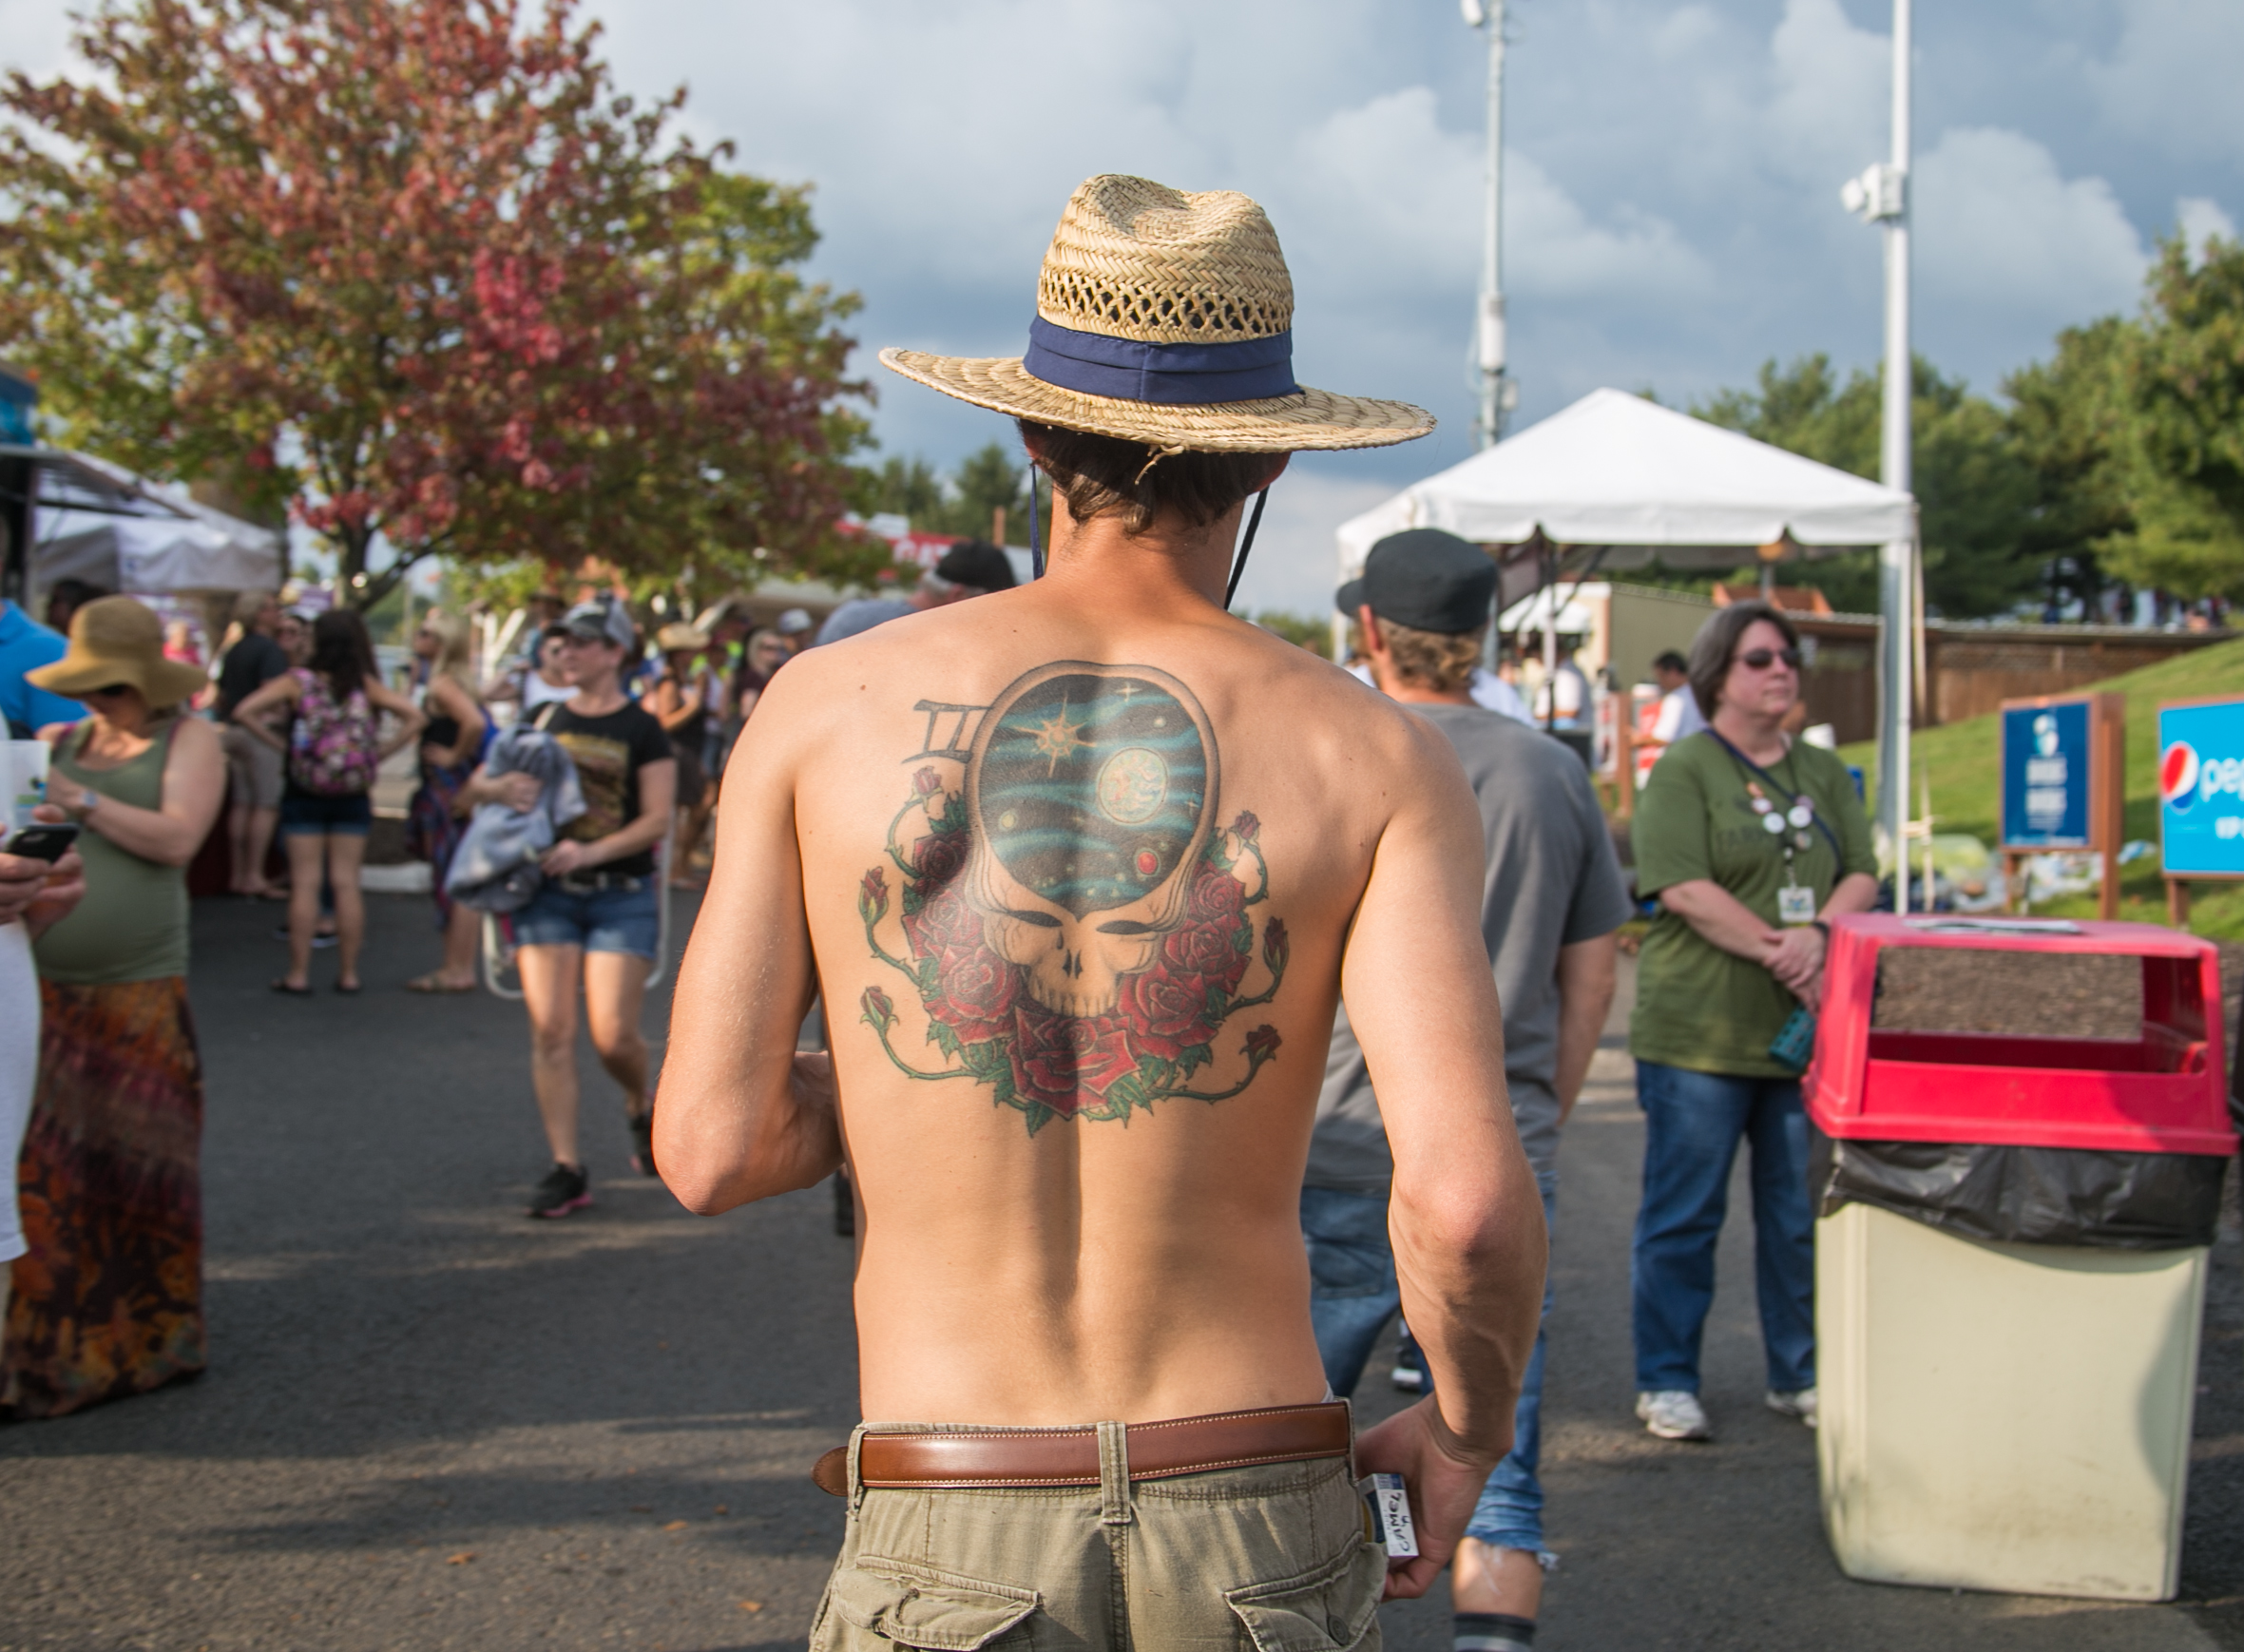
[{"x1": 1022, "y1": 316, "x2": 1299, "y2": 406}]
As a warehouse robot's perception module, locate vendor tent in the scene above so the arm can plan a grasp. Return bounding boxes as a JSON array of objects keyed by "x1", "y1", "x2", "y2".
[
  {"x1": 1334, "y1": 388, "x2": 1914, "y2": 575},
  {"x1": 2, "y1": 444, "x2": 281, "y2": 597}
]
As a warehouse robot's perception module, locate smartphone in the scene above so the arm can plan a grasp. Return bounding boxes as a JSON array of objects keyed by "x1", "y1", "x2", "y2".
[{"x1": 4, "y1": 822, "x2": 80, "y2": 862}]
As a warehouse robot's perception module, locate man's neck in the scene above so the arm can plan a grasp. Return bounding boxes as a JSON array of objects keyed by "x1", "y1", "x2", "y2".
[
  {"x1": 1381, "y1": 677, "x2": 1474, "y2": 706},
  {"x1": 1036, "y1": 498, "x2": 1246, "y2": 612},
  {"x1": 569, "y1": 682, "x2": 626, "y2": 715}
]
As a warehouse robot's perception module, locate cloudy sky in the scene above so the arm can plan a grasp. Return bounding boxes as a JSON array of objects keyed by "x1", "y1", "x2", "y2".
[{"x1": 6, "y1": 0, "x2": 2239, "y2": 614}]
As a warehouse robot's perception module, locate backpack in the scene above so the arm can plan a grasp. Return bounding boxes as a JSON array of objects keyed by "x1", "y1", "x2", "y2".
[{"x1": 288, "y1": 667, "x2": 378, "y2": 797}]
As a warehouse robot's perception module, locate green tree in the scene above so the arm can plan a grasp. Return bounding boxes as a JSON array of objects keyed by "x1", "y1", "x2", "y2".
[
  {"x1": 2106, "y1": 233, "x2": 2244, "y2": 600},
  {"x1": 0, "y1": 0, "x2": 869, "y2": 607},
  {"x1": 864, "y1": 442, "x2": 1045, "y2": 543},
  {"x1": 2003, "y1": 317, "x2": 2140, "y2": 610},
  {"x1": 1694, "y1": 355, "x2": 2040, "y2": 617}
]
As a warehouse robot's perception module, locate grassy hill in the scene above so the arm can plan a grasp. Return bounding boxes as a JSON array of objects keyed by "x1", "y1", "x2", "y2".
[{"x1": 1841, "y1": 634, "x2": 2244, "y2": 937}]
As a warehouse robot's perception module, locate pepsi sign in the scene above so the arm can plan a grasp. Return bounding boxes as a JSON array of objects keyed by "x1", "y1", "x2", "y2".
[{"x1": 2159, "y1": 700, "x2": 2244, "y2": 874}]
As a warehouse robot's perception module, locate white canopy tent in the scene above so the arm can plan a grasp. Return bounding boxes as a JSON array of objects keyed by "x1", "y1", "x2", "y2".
[
  {"x1": 1334, "y1": 387, "x2": 1914, "y2": 576},
  {"x1": 5, "y1": 445, "x2": 282, "y2": 597}
]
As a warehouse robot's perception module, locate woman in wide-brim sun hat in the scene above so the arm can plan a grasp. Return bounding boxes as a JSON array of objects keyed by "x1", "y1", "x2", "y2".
[{"x1": 9, "y1": 596, "x2": 227, "y2": 1417}]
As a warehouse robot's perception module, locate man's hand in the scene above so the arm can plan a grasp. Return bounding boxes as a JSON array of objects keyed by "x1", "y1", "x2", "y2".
[{"x1": 1352, "y1": 1397, "x2": 1509, "y2": 1601}]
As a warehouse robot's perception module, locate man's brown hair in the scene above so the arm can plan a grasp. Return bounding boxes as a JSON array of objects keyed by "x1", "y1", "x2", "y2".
[
  {"x1": 1020, "y1": 420, "x2": 1273, "y2": 536},
  {"x1": 1378, "y1": 619, "x2": 1486, "y2": 695}
]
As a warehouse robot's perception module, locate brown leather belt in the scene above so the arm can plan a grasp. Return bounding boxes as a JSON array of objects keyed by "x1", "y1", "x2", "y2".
[{"x1": 811, "y1": 1401, "x2": 1352, "y2": 1497}]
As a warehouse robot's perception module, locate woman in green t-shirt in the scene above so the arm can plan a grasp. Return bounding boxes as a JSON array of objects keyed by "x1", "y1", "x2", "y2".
[{"x1": 1625, "y1": 602, "x2": 1878, "y2": 1445}]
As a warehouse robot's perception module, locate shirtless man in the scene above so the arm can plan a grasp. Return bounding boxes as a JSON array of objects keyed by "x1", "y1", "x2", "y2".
[{"x1": 659, "y1": 175, "x2": 1545, "y2": 1649}]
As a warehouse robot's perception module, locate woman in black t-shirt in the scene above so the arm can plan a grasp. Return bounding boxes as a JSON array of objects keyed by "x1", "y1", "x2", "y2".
[{"x1": 460, "y1": 600, "x2": 675, "y2": 1218}]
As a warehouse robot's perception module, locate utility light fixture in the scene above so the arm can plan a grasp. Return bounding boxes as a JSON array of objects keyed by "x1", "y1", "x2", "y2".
[{"x1": 1840, "y1": 163, "x2": 1906, "y2": 224}]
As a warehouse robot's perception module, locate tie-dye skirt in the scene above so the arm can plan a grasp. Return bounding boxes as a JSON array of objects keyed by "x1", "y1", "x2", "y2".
[{"x1": 3, "y1": 977, "x2": 205, "y2": 1418}]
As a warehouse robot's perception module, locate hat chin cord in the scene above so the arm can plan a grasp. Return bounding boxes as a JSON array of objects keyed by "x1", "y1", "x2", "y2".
[
  {"x1": 1224, "y1": 487, "x2": 1270, "y2": 612},
  {"x1": 1026, "y1": 463, "x2": 1270, "y2": 614}
]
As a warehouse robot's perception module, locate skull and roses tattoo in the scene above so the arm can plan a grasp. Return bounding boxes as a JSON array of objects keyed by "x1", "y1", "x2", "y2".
[{"x1": 858, "y1": 662, "x2": 1285, "y2": 1135}]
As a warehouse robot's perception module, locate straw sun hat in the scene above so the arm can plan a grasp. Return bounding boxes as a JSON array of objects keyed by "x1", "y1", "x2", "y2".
[
  {"x1": 28, "y1": 595, "x2": 209, "y2": 708},
  {"x1": 880, "y1": 175, "x2": 1435, "y2": 454}
]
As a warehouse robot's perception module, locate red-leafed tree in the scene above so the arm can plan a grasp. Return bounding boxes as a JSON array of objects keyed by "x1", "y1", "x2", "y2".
[{"x1": 0, "y1": 0, "x2": 873, "y2": 607}]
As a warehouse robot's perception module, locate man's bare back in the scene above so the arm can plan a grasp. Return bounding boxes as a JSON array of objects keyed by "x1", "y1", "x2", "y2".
[{"x1": 658, "y1": 175, "x2": 1544, "y2": 1616}]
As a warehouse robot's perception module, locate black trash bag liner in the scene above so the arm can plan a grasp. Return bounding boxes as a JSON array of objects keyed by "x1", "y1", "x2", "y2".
[{"x1": 1810, "y1": 1129, "x2": 2227, "y2": 1251}]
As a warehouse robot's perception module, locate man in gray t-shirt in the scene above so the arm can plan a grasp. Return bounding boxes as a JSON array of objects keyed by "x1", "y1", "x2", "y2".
[{"x1": 1310, "y1": 529, "x2": 1631, "y2": 1651}]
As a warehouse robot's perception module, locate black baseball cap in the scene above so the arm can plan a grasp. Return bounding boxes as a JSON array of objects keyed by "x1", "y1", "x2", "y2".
[
  {"x1": 934, "y1": 538, "x2": 1017, "y2": 591},
  {"x1": 1335, "y1": 528, "x2": 1495, "y2": 635}
]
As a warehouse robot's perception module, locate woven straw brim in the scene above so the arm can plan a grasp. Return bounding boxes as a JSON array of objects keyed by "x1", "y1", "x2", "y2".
[
  {"x1": 28, "y1": 650, "x2": 208, "y2": 709},
  {"x1": 880, "y1": 349, "x2": 1434, "y2": 453}
]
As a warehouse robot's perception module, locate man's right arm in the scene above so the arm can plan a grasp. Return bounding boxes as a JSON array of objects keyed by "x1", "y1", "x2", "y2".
[
  {"x1": 1343, "y1": 723, "x2": 1547, "y2": 1596},
  {"x1": 653, "y1": 708, "x2": 839, "y2": 1214}
]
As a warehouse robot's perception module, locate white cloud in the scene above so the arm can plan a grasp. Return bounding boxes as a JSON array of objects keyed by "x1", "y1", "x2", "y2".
[
  {"x1": 2177, "y1": 197, "x2": 2238, "y2": 259},
  {"x1": 1763, "y1": 0, "x2": 1889, "y2": 187},
  {"x1": 2085, "y1": 0, "x2": 2244, "y2": 163},
  {"x1": 1912, "y1": 126, "x2": 2147, "y2": 322}
]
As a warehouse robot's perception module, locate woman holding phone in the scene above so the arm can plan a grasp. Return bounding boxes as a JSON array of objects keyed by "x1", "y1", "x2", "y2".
[{"x1": 5, "y1": 597, "x2": 223, "y2": 1417}]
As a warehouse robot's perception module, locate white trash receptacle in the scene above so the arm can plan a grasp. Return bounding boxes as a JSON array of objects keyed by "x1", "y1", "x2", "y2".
[{"x1": 1817, "y1": 1201, "x2": 2208, "y2": 1602}]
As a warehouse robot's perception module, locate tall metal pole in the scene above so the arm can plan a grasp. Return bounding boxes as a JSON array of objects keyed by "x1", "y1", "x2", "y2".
[
  {"x1": 1466, "y1": 0, "x2": 1510, "y2": 451},
  {"x1": 1842, "y1": 0, "x2": 1913, "y2": 860},
  {"x1": 1877, "y1": 0, "x2": 1912, "y2": 861}
]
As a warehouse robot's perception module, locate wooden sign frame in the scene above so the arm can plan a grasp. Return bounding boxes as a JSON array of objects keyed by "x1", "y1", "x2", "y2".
[{"x1": 1999, "y1": 691, "x2": 2123, "y2": 922}]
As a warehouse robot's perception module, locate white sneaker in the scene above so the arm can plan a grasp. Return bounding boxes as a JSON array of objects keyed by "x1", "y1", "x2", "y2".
[
  {"x1": 1636, "y1": 1390, "x2": 1711, "y2": 1441},
  {"x1": 1390, "y1": 1363, "x2": 1425, "y2": 1393},
  {"x1": 1766, "y1": 1388, "x2": 1818, "y2": 1428}
]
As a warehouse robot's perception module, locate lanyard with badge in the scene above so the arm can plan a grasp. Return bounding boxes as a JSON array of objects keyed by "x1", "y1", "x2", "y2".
[{"x1": 1706, "y1": 731, "x2": 1837, "y2": 927}]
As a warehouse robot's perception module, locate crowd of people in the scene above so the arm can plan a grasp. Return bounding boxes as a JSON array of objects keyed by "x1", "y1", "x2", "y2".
[
  {"x1": 0, "y1": 537, "x2": 1020, "y2": 1413},
  {"x1": 0, "y1": 179, "x2": 1885, "y2": 1652}
]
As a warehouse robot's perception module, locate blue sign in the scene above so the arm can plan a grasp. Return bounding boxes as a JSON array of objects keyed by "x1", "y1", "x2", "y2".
[
  {"x1": 2158, "y1": 700, "x2": 2244, "y2": 875},
  {"x1": 2001, "y1": 700, "x2": 2091, "y2": 848}
]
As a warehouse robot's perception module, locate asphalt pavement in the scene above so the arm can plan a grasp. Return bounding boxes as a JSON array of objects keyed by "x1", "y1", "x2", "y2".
[{"x1": 1, "y1": 892, "x2": 2238, "y2": 1651}]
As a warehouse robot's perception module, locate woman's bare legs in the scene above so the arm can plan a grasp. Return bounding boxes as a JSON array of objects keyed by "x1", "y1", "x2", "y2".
[
  {"x1": 281, "y1": 834, "x2": 324, "y2": 988},
  {"x1": 440, "y1": 901, "x2": 481, "y2": 987},
  {"x1": 326, "y1": 833, "x2": 367, "y2": 989},
  {"x1": 583, "y1": 951, "x2": 652, "y2": 1122},
  {"x1": 519, "y1": 943, "x2": 585, "y2": 1167}
]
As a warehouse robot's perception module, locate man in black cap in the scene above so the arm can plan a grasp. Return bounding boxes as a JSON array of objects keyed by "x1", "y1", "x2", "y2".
[
  {"x1": 1310, "y1": 528, "x2": 1631, "y2": 1652},
  {"x1": 912, "y1": 538, "x2": 1018, "y2": 608}
]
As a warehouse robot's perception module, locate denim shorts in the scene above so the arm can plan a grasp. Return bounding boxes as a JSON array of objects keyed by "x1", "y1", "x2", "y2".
[
  {"x1": 513, "y1": 876, "x2": 659, "y2": 960},
  {"x1": 278, "y1": 791, "x2": 372, "y2": 836}
]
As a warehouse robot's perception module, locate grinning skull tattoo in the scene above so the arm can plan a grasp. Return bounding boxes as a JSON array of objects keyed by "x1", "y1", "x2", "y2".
[{"x1": 858, "y1": 662, "x2": 1286, "y2": 1135}]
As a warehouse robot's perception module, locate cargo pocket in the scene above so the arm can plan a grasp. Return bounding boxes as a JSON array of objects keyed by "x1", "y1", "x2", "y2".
[
  {"x1": 1225, "y1": 1539, "x2": 1386, "y2": 1652},
  {"x1": 821, "y1": 1559, "x2": 1041, "y2": 1651}
]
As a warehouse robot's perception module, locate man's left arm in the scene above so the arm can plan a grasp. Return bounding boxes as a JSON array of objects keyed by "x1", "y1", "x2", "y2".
[{"x1": 1553, "y1": 934, "x2": 1618, "y2": 1126}]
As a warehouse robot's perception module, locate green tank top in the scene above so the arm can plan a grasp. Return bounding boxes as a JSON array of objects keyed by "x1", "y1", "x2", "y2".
[{"x1": 32, "y1": 719, "x2": 190, "y2": 985}]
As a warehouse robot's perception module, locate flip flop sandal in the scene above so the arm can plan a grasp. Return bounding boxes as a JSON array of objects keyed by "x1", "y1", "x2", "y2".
[
  {"x1": 404, "y1": 974, "x2": 475, "y2": 993},
  {"x1": 335, "y1": 981, "x2": 362, "y2": 995},
  {"x1": 269, "y1": 978, "x2": 314, "y2": 996}
]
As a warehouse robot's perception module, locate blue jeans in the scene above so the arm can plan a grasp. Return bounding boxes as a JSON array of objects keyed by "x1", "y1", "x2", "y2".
[
  {"x1": 1300, "y1": 1177, "x2": 1558, "y2": 1556},
  {"x1": 1630, "y1": 1060, "x2": 1815, "y2": 1395}
]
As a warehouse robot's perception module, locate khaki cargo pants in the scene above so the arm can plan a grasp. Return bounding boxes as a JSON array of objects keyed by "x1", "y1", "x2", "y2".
[{"x1": 811, "y1": 1421, "x2": 1387, "y2": 1651}]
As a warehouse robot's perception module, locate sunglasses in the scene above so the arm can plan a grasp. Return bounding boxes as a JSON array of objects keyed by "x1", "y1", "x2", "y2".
[{"x1": 1735, "y1": 647, "x2": 1802, "y2": 671}]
